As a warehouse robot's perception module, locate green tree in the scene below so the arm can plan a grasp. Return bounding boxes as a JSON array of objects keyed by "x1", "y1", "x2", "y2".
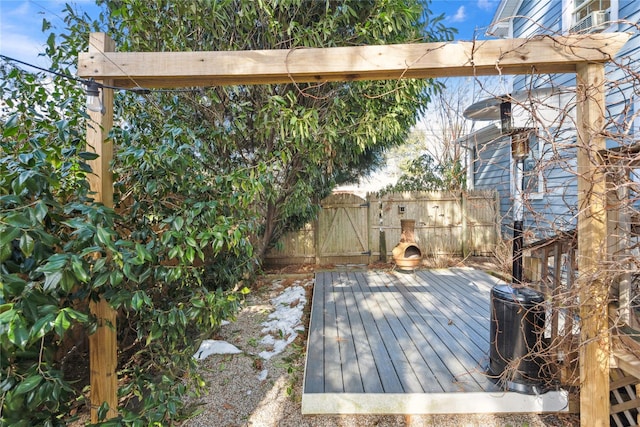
[
  {"x1": 381, "y1": 79, "x2": 478, "y2": 194},
  {"x1": 381, "y1": 152, "x2": 463, "y2": 193},
  {"x1": 0, "y1": 61, "x2": 99, "y2": 427},
  {"x1": 98, "y1": 0, "x2": 455, "y2": 258},
  {"x1": 0, "y1": 66, "x2": 250, "y2": 425}
]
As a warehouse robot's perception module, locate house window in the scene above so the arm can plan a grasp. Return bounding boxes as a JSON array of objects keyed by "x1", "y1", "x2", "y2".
[
  {"x1": 523, "y1": 133, "x2": 545, "y2": 199},
  {"x1": 574, "y1": 0, "x2": 609, "y2": 22},
  {"x1": 568, "y1": 0, "x2": 617, "y2": 33}
]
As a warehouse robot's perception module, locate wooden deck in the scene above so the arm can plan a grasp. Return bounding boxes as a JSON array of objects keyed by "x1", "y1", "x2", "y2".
[{"x1": 302, "y1": 268, "x2": 569, "y2": 415}]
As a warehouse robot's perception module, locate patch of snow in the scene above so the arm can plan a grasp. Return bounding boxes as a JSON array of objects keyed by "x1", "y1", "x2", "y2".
[
  {"x1": 257, "y1": 369, "x2": 268, "y2": 381},
  {"x1": 194, "y1": 339, "x2": 242, "y2": 360},
  {"x1": 258, "y1": 285, "x2": 306, "y2": 360},
  {"x1": 258, "y1": 334, "x2": 290, "y2": 359}
]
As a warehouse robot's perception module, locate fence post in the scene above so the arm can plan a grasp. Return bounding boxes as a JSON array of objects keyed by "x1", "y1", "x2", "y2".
[
  {"x1": 461, "y1": 191, "x2": 468, "y2": 257},
  {"x1": 378, "y1": 194, "x2": 387, "y2": 262},
  {"x1": 495, "y1": 191, "x2": 501, "y2": 247},
  {"x1": 366, "y1": 193, "x2": 372, "y2": 264}
]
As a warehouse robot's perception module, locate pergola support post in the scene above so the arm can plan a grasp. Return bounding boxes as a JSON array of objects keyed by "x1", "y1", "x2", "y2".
[
  {"x1": 86, "y1": 33, "x2": 118, "y2": 423},
  {"x1": 576, "y1": 62, "x2": 609, "y2": 427}
]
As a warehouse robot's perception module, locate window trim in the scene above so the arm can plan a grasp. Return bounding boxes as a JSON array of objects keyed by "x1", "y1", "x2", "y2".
[
  {"x1": 524, "y1": 132, "x2": 545, "y2": 200},
  {"x1": 563, "y1": 0, "x2": 619, "y2": 34},
  {"x1": 510, "y1": 131, "x2": 545, "y2": 201}
]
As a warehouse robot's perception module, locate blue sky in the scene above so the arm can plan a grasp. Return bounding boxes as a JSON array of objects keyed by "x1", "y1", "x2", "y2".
[
  {"x1": 0, "y1": 0, "x2": 498, "y2": 69},
  {"x1": 0, "y1": 0, "x2": 102, "y2": 67},
  {"x1": 431, "y1": 0, "x2": 500, "y2": 39}
]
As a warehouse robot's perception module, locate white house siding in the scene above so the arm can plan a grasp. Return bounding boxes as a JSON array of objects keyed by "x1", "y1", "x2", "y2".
[{"x1": 480, "y1": 0, "x2": 639, "y2": 241}]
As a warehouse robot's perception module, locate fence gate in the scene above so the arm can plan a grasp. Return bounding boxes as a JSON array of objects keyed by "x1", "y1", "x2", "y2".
[
  {"x1": 263, "y1": 190, "x2": 499, "y2": 265},
  {"x1": 317, "y1": 193, "x2": 370, "y2": 264}
]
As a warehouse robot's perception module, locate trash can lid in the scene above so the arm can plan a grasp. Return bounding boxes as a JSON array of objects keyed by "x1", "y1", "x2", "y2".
[{"x1": 492, "y1": 284, "x2": 545, "y2": 303}]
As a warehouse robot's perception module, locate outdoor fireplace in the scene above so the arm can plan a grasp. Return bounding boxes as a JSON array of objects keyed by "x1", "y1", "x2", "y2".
[{"x1": 392, "y1": 219, "x2": 422, "y2": 270}]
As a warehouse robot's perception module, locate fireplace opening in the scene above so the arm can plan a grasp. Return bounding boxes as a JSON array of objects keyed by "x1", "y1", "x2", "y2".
[{"x1": 392, "y1": 219, "x2": 423, "y2": 271}]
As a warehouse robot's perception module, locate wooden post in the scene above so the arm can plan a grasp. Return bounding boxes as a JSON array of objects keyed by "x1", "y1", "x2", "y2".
[
  {"x1": 576, "y1": 62, "x2": 609, "y2": 427},
  {"x1": 495, "y1": 190, "x2": 501, "y2": 252},
  {"x1": 607, "y1": 166, "x2": 634, "y2": 327},
  {"x1": 461, "y1": 191, "x2": 469, "y2": 257},
  {"x1": 366, "y1": 194, "x2": 372, "y2": 265},
  {"x1": 86, "y1": 33, "x2": 118, "y2": 422}
]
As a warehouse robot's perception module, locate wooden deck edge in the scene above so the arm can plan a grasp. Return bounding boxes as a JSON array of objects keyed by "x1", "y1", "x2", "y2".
[
  {"x1": 301, "y1": 391, "x2": 569, "y2": 415},
  {"x1": 301, "y1": 271, "x2": 326, "y2": 395},
  {"x1": 612, "y1": 333, "x2": 640, "y2": 379}
]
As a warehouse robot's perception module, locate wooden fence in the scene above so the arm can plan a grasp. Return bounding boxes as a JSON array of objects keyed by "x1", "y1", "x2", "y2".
[{"x1": 265, "y1": 190, "x2": 499, "y2": 265}]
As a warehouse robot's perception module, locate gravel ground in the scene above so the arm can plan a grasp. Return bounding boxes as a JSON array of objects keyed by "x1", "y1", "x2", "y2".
[{"x1": 181, "y1": 272, "x2": 580, "y2": 427}]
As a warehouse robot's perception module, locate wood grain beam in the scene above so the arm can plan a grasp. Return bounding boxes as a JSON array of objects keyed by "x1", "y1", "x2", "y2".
[
  {"x1": 576, "y1": 62, "x2": 609, "y2": 427},
  {"x1": 86, "y1": 33, "x2": 118, "y2": 423},
  {"x1": 78, "y1": 33, "x2": 630, "y2": 89}
]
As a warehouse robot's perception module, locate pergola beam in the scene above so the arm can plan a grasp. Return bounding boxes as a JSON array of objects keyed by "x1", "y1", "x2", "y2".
[{"x1": 78, "y1": 33, "x2": 629, "y2": 88}]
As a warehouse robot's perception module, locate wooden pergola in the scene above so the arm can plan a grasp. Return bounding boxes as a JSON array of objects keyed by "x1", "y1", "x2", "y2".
[{"x1": 78, "y1": 31, "x2": 630, "y2": 426}]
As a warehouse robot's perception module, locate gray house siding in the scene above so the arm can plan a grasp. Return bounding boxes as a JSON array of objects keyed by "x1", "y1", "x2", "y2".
[
  {"x1": 473, "y1": 128, "x2": 578, "y2": 239},
  {"x1": 606, "y1": 3, "x2": 640, "y2": 147},
  {"x1": 473, "y1": 133, "x2": 513, "y2": 234},
  {"x1": 481, "y1": 0, "x2": 639, "y2": 241},
  {"x1": 512, "y1": 0, "x2": 562, "y2": 36},
  {"x1": 512, "y1": 1, "x2": 575, "y2": 92},
  {"x1": 526, "y1": 126, "x2": 578, "y2": 237}
]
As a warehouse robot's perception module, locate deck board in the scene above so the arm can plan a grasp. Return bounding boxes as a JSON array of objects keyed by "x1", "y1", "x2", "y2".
[
  {"x1": 302, "y1": 268, "x2": 569, "y2": 415},
  {"x1": 373, "y1": 287, "x2": 457, "y2": 392},
  {"x1": 387, "y1": 277, "x2": 490, "y2": 392},
  {"x1": 358, "y1": 272, "x2": 440, "y2": 393},
  {"x1": 323, "y1": 272, "x2": 343, "y2": 393},
  {"x1": 407, "y1": 271, "x2": 489, "y2": 355},
  {"x1": 304, "y1": 269, "x2": 325, "y2": 393},
  {"x1": 334, "y1": 272, "x2": 364, "y2": 393},
  {"x1": 349, "y1": 271, "x2": 404, "y2": 393}
]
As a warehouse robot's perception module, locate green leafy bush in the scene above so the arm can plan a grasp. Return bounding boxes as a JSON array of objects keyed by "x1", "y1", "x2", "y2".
[{"x1": 0, "y1": 11, "x2": 257, "y2": 426}]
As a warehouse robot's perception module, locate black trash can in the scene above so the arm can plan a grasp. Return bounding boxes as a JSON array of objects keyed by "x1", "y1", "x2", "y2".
[{"x1": 488, "y1": 284, "x2": 547, "y2": 394}]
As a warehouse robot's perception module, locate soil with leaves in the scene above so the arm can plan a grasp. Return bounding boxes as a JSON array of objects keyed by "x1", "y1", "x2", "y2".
[{"x1": 180, "y1": 270, "x2": 579, "y2": 427}]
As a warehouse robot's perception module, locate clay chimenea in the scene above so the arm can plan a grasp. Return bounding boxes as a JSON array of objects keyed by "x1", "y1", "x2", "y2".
[{"x1": 392, "y1": 219, "x2": 422, "y2": 270}]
